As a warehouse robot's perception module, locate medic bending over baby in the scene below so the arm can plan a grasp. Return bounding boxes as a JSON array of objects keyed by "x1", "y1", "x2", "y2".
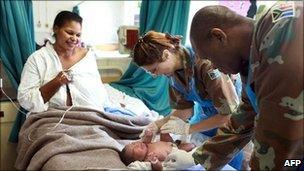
[{"x1": 119, "y1": 130, "x2": 196, "y2": 170}]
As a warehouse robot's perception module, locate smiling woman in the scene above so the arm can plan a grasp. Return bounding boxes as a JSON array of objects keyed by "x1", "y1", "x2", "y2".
[{"x1": 17, "y1": 11, "x2": 109, "y2": 113}]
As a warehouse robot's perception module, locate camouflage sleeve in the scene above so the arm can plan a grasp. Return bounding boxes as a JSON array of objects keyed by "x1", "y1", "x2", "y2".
[
  {"x1": 250, "y1": 2, "x2": 303, "y2": 170},
  {"x1": 169, "y1": 86, "x2": 194, "y2": 110},
  {"x1": 200, "y1": 60, "x2": 239, "y2": 115},
  {"x1": 192, "y1": 79, "x2": 256, "y2": 170}
]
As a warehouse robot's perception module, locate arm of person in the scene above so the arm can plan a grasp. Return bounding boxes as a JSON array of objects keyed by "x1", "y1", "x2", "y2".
[
  {"x1": 140, "y1": 83, "x2": 194, "y2": 140},
  {"x1": 154, "y1": 85, "x2": 194, "y2": 129},
  {"x1": 154, "y1": 108, "x2": 193, "y2": 129},
  {"x1": 160, "y1": 60, "x2": 239, "y2": 135},
  {"x1": 188, "y1": 113, "x2": 230, "y2": 134},
  {"x1": 156, "y1": 109, "x2": 193, "y2": 142},
  {"x1": 39, "y1": 71, "x2": 71, "y2": 103},
  {"x1": 17, "y1": 54, "x2": 71, "y2": 112},
  {"x1": 202, "y1": 59, "x2": 240, "y2": 115}
]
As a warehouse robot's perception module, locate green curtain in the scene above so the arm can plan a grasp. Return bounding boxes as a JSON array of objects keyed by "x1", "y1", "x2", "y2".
[
  {"x1": 111, "y1": 62, "x2": 172, "y2": 115},
  {"x1": 111, "y1": 0, "x2": 190, "y2": 116},
  {"x1": 140, "y1": 0, "x2": 190, "y2": 44},
  {"x1": 0, "y1": 0, "x2": 35, "y2": 143}
]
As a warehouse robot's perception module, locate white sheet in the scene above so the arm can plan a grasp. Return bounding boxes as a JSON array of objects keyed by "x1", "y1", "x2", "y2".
[
  {"x1": 187, "y1": 164, "x2": 236, "y2": 170},
  {"x1": 104, "y1": 84, "x2": 161, "y2": 121}
]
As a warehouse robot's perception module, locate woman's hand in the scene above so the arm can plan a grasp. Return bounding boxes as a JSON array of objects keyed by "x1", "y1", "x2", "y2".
[
  {"x1": 39, "y1": 70, "x2": 72, "y2": 103},
  {"x1": 54, "y1": 71, "x2": 72, "y2": 85}
]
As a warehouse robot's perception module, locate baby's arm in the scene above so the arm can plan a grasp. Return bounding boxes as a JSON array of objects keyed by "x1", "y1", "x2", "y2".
[{"x1": 145, "y1": 152, "x2": 163, "y2": 171}]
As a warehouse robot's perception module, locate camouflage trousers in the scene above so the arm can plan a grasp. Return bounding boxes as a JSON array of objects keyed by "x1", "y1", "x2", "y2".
[{"x1": 192, "y1": 109, "x2": 303, "y2": 170}]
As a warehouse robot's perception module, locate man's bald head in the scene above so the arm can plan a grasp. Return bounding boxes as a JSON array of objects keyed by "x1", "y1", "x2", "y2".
[
  {"x1": 190, "y1": 5, "x2": 243, "y2": 47},
  {"x1": 189, "y1": 5, "x2": 254, "y2": 74}
]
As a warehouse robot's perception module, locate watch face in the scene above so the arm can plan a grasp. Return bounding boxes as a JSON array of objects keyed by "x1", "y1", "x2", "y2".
[{"x1": 219, "y1": 0, "x2": 251, "y2": 16}]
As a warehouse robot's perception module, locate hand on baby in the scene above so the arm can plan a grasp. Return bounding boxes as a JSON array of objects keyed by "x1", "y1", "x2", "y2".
[
  {"x1": 163, "y1": 149, "x2": 195, "y2": 170},
  {"x1": 140, "y1": 122, "x2": 158, "y2": 143},
  {"x1": 160, "y1": 116, "x2": 190, "y2": 135}
]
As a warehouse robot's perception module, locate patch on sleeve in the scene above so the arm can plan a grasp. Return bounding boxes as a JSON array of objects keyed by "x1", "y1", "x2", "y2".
[
  {"x1": 208, "y1": 69, "x2": 221, "y2": 80},
  {"x1": 271, "y1": 2, "x2": 295, "y2": 23}
]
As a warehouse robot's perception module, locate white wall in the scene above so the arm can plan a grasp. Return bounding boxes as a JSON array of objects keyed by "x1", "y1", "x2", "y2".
[
  {"x1": 79, "y1": 1, "x2": 140, "y2": 45},
  {"x1": 32, "y1": 1, "x2": 139, "y2": 46},
  {"x1": 79, "y1": 1, "x2": 124, "y2": 45},
  {"x1": 32, "y1": 1, "x2": 82, "y2": 45}
]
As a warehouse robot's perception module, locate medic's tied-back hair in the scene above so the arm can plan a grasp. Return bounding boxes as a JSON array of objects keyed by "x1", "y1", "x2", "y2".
[{"x1": 132, "y1": 31, "x2": 184, "y2": 66}]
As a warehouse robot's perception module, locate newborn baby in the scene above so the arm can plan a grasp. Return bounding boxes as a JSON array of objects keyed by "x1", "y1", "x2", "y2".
[{"x1": 119, "y1": 130, "x2": 195, "y2": 170}]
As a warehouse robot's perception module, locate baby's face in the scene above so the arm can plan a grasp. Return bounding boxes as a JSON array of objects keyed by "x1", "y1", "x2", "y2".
[{"x1": 125, "y1": 141, "x2": 148, "y2": 161}]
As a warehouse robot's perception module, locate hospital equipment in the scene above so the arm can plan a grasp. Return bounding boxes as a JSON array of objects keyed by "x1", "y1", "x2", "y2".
[
  {"x1": 117, "y1": 25, "x2": 139, "y2": 54},
  {"x1": 94, "y1": 50, "x2": 131, "y2": 83},
  {"x1": 0, "y1": 78, "x2": 29, "y2": 116}
]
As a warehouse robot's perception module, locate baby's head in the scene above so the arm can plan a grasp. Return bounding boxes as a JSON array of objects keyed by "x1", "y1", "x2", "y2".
[{"x1": 119, "y1": 141, "x2": 148, "y2": 165}]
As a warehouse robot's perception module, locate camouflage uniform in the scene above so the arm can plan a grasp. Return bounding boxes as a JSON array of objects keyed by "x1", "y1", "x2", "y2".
[
  {"x1": 169, "y1": 49, "x2": 239, "y2": 118},
  {"x1": 193, "y1": 2, "x2": 303, "y2": 170}
]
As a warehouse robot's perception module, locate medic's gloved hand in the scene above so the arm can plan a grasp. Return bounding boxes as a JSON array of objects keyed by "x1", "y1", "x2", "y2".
[
  {"x1": 140, "y1": 122, "x2": 158, "y2": 143},
  {"x1": 160, "y1": 116, "x2": 190, "y2": 135},
  {"x1": 162, "y1": 149, "x2": 195, "y2": 170}
]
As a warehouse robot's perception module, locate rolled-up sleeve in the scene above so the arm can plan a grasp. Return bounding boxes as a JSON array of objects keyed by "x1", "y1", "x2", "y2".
[
  {"x1": 200, "y1": 60, "x2": 239, "y2": 115},
  {"x1": 17, "y1": 55, "x2": 48, "y2": 112}
]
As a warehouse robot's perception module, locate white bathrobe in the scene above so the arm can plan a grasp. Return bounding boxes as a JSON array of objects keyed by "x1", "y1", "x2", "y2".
[{"x1": 18, "y1": 42, "x2": 108, "y2": 113}]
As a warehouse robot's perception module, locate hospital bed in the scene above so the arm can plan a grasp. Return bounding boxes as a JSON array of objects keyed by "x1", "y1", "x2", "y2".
[
  {"x1": 13, "y1": 84, "x2": 238, "y2": 170},
  {"x1": 14, "y1": 53, "x2": 238, "y2": 170}
]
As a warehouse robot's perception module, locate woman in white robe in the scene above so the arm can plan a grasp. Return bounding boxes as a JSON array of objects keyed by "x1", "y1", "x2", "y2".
[{"x1": 18, "y1": 11, "x2": 108, "y2": 113}]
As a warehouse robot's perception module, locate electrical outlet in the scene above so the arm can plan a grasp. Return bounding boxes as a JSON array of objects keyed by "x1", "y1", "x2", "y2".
[{"x1": 37, "y1": 21, "x2": 41, "y2": 28}]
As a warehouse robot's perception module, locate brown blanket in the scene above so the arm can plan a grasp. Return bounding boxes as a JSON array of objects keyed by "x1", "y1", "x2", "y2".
[{"x1": 15, "y1": 107, "x2": 151, "y2": 170}]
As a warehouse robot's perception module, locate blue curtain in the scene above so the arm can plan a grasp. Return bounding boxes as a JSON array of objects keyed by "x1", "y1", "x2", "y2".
[
  {"x1": 111, "y1": 63, "x2": 172, "y2": 115},
  {"x1": 0, "y1": 0, "x2": 35, "y2": 143},
  {"x1": 111, "y1": 0, "x2": 190, "y2": 116},
  {"x1": 140, "y1": 0, "x2": 190, "y2": 43}
]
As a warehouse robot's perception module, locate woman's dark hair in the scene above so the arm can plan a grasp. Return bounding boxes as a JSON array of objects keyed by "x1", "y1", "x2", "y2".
[
  {"x1": 133, "y1": 31, "x2": 185, "y2": 66},
  {"x1": 53, "y1": 11, "x2": 82, "y2": 29}
]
